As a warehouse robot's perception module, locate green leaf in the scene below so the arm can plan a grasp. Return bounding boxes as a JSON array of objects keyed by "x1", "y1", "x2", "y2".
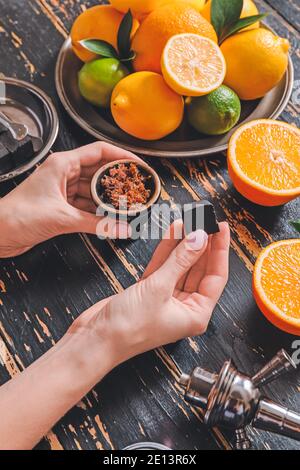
[
  {"x1": 211, "y1": 0, "x2": 243, "y2": 39},
  {"x1": 117, "y1": 9, "x2": 133, "y2": 60},
  {"x1": 291, "y1": 220, "x2": 300, "y2": 233},
  {"x1": 79, "y1": 39, "x2": 118, "y2": 58},
  {"x1": 220, "y1": 14, "x2": 267, "y2": 43}
]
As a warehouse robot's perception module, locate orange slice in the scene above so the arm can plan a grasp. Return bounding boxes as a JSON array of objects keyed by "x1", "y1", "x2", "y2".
[
  {"x1": 253, "y1": 240, "x2": 300, "y2": 335},
  {"x1": 228, "y1": 119, "x2": 300, "y2": 206},
  {"x1": 161, "y1": 33, "x2": 226, "y2": 96}
]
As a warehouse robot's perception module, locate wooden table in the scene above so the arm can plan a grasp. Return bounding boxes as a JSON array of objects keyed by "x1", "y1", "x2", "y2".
[{"x1": 0, "y1": 0, "x2": 299, "y2": 451}]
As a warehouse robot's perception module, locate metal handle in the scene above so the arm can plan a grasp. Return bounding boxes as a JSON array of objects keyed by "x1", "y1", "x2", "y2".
[
  {"x1": 253, "y1": 398, "x2": 300, "y2": 441},
  {"x1": 179, "y1": 367, "x2": 217, "y2": 409},
  {"x1": 0, "y1": 110, "x2": 28, "y2": 141},
  {"x1": 252, "y1": 349, "x2": 297, "y2": 388}
]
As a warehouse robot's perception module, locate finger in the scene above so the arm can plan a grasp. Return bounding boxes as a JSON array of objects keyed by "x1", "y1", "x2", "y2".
[
  {"x1": 68, "y1": 141, "x2": 143, "y2": 168},
  {"x1": 80, "y1": 165, "x2": 102, "y2": 179},
  {"x1": 65, "y1": 206, "x2": 132, "y2": 239},
  {"x1": 197, "y1": 222, "x2": 230, "y2": 310},
  {"x1": 152, "y1": 229, "x2": 208, "y2": 295},
  {"x1": 184, "y1": 236, "x2": 212, "y2": 293},
  {"x1": 67, "y1": 177, "x2": 95, "y2": 199},
  {"x1": 203, "y1": 222, "x2": 230, "y2": 279},
  {"x1": 77, "y1": 179, "x2": 93, "y2": 199},
  {"x1": 143, "y1": 219, "x2": 183, "y2": 279},
  {"x1": 45, "y1": 143, "x2": 143, "y2": 183},
  {"x1": 72, "y1": 197, "x2": 96, "y2": 213}
]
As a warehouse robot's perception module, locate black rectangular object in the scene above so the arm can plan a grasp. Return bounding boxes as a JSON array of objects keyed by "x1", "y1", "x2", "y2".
[
  {"x1": 0, "y1": 130, "x2": 34, "y2": 167},
  {"x1": 0, "y1": 128, "x2": 17, "y2": 153},
  {"x1": 12, "y1": 135, "x2": 34, "y2": 167},
  {"x1": 0, "y1": 141, "x2": 13, "y2": 174},
  {"x1": 0, "y1": 123, "x2": 8, "y2": 134},
  {"x1": 183, "y1": 201, "x2": 220, "y2": 235}
]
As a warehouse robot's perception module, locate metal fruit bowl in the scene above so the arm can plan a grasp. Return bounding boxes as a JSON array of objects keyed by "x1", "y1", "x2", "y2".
[{"x1": 55, "y1": 27, "x2": 294, "y2": 159}]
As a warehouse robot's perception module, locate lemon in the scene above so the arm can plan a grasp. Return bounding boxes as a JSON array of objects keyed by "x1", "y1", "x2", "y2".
[
  {"x1": 111, "y1": 71, "x2": 184, "y2": 140},
  {"x1": 109, "y1": 0, "x2": 163, "y2": 17},
  {"x1": 78, "y1": 58, "x2": 129, "y2": 108},
  {"x1": 187, "y1": 85, "x2": 241, "y2": 135},
  {"x1": 161, "y1": 0, "x2": 206, "y2": 12},
  {"x1": 221, "y1": 29, "x2": 290, "y2": 100},
  {"x1": 161, "y1": 33, "x2": 226, "y2": 96}
]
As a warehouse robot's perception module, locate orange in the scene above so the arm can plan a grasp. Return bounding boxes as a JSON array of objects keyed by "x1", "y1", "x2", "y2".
[
  {"x1": 228, "y1": 120, "x2": 300, "y2": 206},
  {"x1": 132, "y1": 3, "x2": 218, "y2": 73},
  {"x1": 111, "y1": 71, "x2": 184, "y2": 140},
  {"x1": 71, "y1": 5, "x2": 139, "y2": 62},
  {"x1": 253, "y1": 240, "x2": 300, "y2": 335},
  {"x1": 221, "y1": 29, "x2": 289, "y2": 100},
  {"x1": 161, "y1": 33, "x2": 226, "y2": 96},
  {"x1": 202, "y1": 0, "x2": 260, "y2": 31}
]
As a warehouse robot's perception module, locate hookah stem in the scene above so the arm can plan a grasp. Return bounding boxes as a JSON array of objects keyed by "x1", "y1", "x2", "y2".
[{"x1": 253, "y1": 398, "x2": 300, "y2": 441}]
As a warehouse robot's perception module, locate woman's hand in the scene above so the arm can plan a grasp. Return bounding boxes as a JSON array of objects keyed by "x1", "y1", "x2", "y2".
[
  {"x1": 70, "y1": 220, "x2": 230, "y2": 368},
  {"x1": 0, "y1": 142, "x2": 139, "y2": 258}
]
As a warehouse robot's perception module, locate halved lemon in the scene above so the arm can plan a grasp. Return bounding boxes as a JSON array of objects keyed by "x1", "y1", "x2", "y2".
[
  {"x1": 228, "y1": 119, "x2": 300, "y2": 206},
  {"x1": 253, "y1": 239, "x2": 300, "y2": 335},
  {"x1": 161, "y1": 33, "x2": 226, "y2": 96}
]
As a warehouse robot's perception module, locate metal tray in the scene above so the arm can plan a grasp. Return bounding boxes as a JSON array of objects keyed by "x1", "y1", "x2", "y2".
[
  {"x1": 0, "y1": 76, "x2": 59, "y2": 182},
  {"x1": 55, "y1": 30, "x2": 294, "y2": 159}
]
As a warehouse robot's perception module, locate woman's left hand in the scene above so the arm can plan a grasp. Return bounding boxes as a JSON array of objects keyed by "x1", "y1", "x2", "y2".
[{"x1": 0, "y1": 142, "x2": 140, "y2": 257}]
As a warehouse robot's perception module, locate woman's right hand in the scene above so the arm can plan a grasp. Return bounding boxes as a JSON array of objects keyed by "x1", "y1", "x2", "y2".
[
  {"x1": 0, "y1": 220, "x2": 230, "y2": 450},
  {"x1": 69, "y1": 220, "x2": 230, "y2": 368}
]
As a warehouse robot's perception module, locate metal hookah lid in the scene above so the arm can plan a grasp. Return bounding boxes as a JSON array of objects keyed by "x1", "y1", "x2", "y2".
[{"x1": 123, "y1": 442, "x2": 172, "y2": 450}]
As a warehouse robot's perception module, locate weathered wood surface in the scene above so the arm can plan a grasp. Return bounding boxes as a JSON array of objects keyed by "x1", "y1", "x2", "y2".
[
  {"x1": 0, "y1": 0, "x2": 299, "y2": 451},
  {"x1": 264, "y1": 0, "x2": 300, "y2": 33}
]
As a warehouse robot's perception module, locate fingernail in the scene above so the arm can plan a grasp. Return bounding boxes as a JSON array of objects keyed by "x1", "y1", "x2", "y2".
[{"x1": 185, "y1": 229, "x2": 208, "y2": 251}]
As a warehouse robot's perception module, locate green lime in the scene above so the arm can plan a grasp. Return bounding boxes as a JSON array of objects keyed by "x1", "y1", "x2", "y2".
[
  {"x1": 187, "y1": 85, "x2": 241, "y2": 136},
  {"x1": 78, "y1": 58, "x2": 129, "y2": 108}
]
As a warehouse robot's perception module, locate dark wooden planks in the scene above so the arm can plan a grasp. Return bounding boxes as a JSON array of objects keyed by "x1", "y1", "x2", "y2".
[
  {"x1": 0, "y1": 0, "x2": 299, "y2": 451},
  {"x1": 264, "y1": 0, "x2": 300, "y2": 32}
]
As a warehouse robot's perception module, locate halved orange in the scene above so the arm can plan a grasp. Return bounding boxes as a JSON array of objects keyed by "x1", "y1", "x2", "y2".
[
  {"x1": 161, "y1": 33, "x2": 226, "y2": 96},
  {"x1": 228, "y1": 120, "x2": 300, "y2": 206},
  {"x1": 253, "y1": 240, "x2": 300, "y2": 335}
]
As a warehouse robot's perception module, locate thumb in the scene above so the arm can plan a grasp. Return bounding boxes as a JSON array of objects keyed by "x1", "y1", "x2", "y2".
[
  {"x1": 153, "y1": 230, "x2": 208, "y2": 293},
  {"x1": 65, "y1": 208, "x2": 132, "y2": 239}
]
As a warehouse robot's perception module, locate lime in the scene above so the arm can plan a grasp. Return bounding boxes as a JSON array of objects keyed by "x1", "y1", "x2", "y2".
[
  {"x1": 78, "y1": 58, "x2": 129, "y2": 108},
  {"x1": 187, "y1": 85, "x2": 241, "y2": 136}
]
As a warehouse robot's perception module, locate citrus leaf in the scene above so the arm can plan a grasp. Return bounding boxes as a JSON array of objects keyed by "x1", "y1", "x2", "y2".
[
  {"x1": 79, "y1": 39, "x2": 118, "y2": 58},
  {"x1": 211, "y1": 0, "x2": 243, "y2": 39},
  {"x1": 220, "y1": 14, "x2": 267, "y2": 43},
  {"x1": 291, "y1": 220, "x2": 300, "y2": 233},
  {"x1": 118, "y1": 9, "x2": 133, "y2": 59}
]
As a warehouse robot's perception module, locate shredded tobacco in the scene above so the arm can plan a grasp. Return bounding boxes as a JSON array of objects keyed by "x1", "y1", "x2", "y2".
[{"x1": 100, "y1": 163, "x2": 152, "y2": 210}]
